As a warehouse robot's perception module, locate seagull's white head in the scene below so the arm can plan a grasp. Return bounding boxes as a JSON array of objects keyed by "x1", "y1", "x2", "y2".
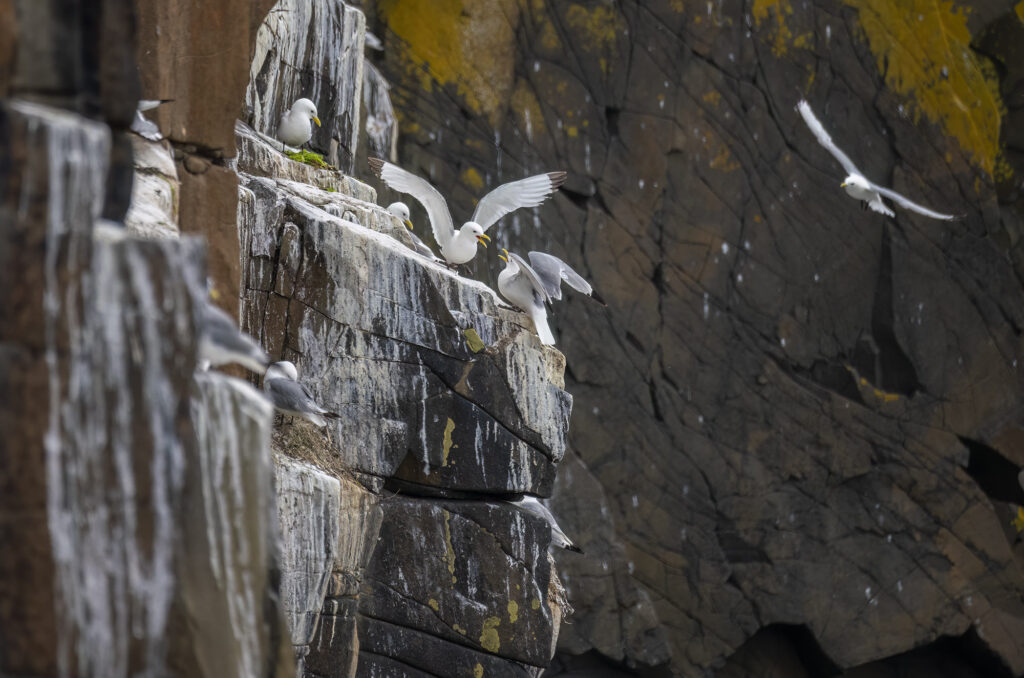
[
  {"x1": 267, "y1": 360, "x2": 299, "y2": 381},
  {"x1": 840, "y1": 174, "x2": 869, "y2": 190},
  {"x1": 460, "y1": 221, "x2": 491, "y2": 248},
  {"x1": 387, "y1": 202, "x2": 414, "y2": 231},
  {"x1": 291, "y1": 98, "x2": 321, "y2": 127}
]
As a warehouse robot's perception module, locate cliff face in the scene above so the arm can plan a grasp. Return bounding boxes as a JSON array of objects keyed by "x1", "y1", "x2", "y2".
[
  {"x1": 2, "y1": 0, "x2": 574, "y2": 677},
  {"x1": 360, "y1": 0, "x2": 1024, "y2": 675}
]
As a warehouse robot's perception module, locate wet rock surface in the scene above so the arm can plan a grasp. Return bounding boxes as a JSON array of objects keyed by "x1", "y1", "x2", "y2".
[{"x1": 362, "y1": 0, "x2": 1024, "y2": 675}]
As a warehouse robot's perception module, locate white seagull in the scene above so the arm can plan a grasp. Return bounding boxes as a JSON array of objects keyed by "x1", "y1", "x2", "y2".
[
  {"x1": 386, "y1": 201, "x2": 438, "y2": 260},
  {"x1": 368, "y1": 157, "x2": 566, "y2": 266},
  {"x1": 278, "y1": 98, "x2": 321, "y2": 147},
  {"x1": 508, "y1": 496, "x2": 582, "y2": 553},
  {"x1": 796, "y1": 99, "x2": 958, "y2": 220},
  {"x1": 130, "y1": 99, "x2": 173, "y2": 141},
  {"x1": 198, "y1": 303, "x2": 269, "y2": 374},
  {"x1": 497, "y1": 249, "x2": 603, "y2": 346},
  {"x1": 263, "y1": 361, "x2": 339, "y2": 427}
]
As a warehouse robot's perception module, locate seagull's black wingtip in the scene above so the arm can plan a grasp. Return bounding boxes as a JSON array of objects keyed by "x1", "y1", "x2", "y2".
[
  {"x1": 565, "y1": 544, "x2": 584, "y2": 554},
  {"x1": 589, "y1": 290, "x2": 608, "y2": 306},
  {"x1": 548, "y1": 171, "x2": 568, "y2": 189}
]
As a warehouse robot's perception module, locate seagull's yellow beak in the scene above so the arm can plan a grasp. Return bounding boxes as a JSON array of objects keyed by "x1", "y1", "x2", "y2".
[
  {"x1": 313, "y1": 116, "x2": 321, "y2": 127},
  {"x1": 840, "y1": 181, "x2": 847, "y2": 188},
  {"x1": 476, "y1": 233, "x2": 491, "y2": 248},
  {"x1": 404, "y1": 219, "x2": 414, "y2": 231},
  {"x1": 498, "y1": 247, "x2": 509, "y2": 263}
]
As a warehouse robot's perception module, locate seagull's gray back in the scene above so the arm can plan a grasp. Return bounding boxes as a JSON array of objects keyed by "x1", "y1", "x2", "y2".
[{"x1": 528, "y1": 251, "x2": 592, "y2": 300}]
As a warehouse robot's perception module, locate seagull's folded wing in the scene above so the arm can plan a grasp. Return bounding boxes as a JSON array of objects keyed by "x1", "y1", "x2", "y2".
[
  {"x1": 509, "y1": 252, "x2": 551, "y2": 303},
  {"x1": 528, "y1": 251, "x2": 594, "y2": 300}
]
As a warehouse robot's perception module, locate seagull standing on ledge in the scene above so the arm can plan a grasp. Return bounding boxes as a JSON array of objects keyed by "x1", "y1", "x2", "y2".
[
  {"x1": 263, "y1": 361, "x2": 340, "y2": 427},
  {"x1": 278, "y1": 98, "x2": 321, "y2": 148},
  {"x1": 508, "y1": 496, "x2": 582, "y2": 553},
  {"x1": 497, "y1": 249, "x2": 604, "y2": 346},
  {"x1": 369, "y1": 157, "x2": 566, "y2": 266},
  {"x1": 796, "y1": 100, "x2": 958, "y2": 220}
]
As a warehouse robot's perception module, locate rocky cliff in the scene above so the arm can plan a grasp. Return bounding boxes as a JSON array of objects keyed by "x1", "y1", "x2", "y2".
[
  {"x1": 2, "y1": 0, "x2": 574, "y2": 677},
  {"x1": 359, "y1": 0, "x2": 1024, "y2": 676}
]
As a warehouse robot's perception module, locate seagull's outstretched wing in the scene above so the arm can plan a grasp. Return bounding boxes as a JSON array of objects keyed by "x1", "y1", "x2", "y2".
[
  {"x1": 796, "y1": 100, "x2": 861, "y2": 177},
  {"x1": 527, "y1": 251, "x2": 605, "y2": 305},
  {"x1": 509, "y1": 252, "x2": 551, "y2": 304},
  {"x1": 369, "y1": 158, "x2": 456, "y2": 247},
  {"x1": 872, "y1": 184, "x2": 958, "y2": 221},
  {"x1": 472, "y1": 172, "x2": 567, "y2": 231}
]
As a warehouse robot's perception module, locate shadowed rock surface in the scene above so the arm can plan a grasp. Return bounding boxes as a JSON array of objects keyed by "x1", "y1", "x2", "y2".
[{"x1": 361, "y1": 0, "x2": 1024, "y2": 675}]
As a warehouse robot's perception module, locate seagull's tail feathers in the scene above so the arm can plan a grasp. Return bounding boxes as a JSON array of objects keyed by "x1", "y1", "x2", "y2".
[
  {"x1": 868, "y1": 197, "x2": 895, "y2": 217},
  {"x1": 303, "y1": 412, "x2": 328, "y2": 427},
  {"x1": 530, "y1": 307, "x2": 556, "y2": 346},
  {"x1": 322, "y1": 411, "x2": 342, "y2": 420}
]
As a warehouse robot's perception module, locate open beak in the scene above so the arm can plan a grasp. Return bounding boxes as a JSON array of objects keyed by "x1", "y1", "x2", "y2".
[
  {"x1": 498, "y1": 247, "x2": 508, "y2": 263},
  {"x1": 404, "y1": 219, "x2": 414, "y2": 231},
  {"x1": 476, "y1": 233, "x2": 491, "y2": 248},
  {"x1": 313, "y1": 116, "x2": 322, "y2": 127}
]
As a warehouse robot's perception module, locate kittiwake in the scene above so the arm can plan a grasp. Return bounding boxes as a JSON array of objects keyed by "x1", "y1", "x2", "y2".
[
  {"x1": 497, "y1": 249, "x2": 602, "y2": 346},
  {"x1": 387, "y1": 201, "x2": 443, "y2": 261},
  {"x1": 508, "y1": 496, "x2": 582, "y2": 553},
  {"x1": 796, "y1": 100, "x2": 958, "y2": 220},
  {"x1": 278, "y1": 98, "x2": 321, "y2": 147},
  {"x1": 130, "y1": 99, "x2": 173, "y2": 142},
  {"x1": 198, "y1": 303, "x2": 270, "y2": 374},
  {"x1": 263, "y1": 361, "x2": 339, "y2": 427},
  {"x1": 369, "y1": 157, "x2": 566, "y2": 266}
]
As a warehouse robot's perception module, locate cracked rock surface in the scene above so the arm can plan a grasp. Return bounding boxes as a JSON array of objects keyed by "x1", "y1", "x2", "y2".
[{"x1": 362, "y1": 1, "x2": 1024, "y2": 675}]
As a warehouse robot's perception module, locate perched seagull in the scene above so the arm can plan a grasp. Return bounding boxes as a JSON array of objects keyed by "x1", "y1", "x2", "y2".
[
  {"x1": 263, "y1": 361, "x2": 340, "y2": 427},
  {"x1": 508, "y1": 496, "x2": 582, "y2": 553},
  {"x1": 198, "y1": 303, "x2": 270, "y2": 374},
  {"x1": 278, "y1": 98, "x2": 321, "y2": 148},
  {"x1": 497, "y1": 249, "x2": 602, "y2": 346},
  {"x1": 130, "y1": 99, "x2": 173, "y2": 141},
  {"x1": 386, "y1": 202, "x2": 439, "y2": 260},
  {"x1": 368, "y1": 157, "x2": 566, "y2": 266},
  {"x1": 796, "y1": 100, "x2": 958, "y2": 220}
]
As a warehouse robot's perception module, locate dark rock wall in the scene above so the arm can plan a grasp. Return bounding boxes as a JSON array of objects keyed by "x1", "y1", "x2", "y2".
[{"x1": 359, "y1": 0, "x2": 1024, "y2": 674}]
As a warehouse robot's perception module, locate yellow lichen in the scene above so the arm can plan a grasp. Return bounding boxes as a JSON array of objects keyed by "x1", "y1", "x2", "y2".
[
  {"x1": 507, "y1": 600, "x2": 519, "y2": 623},
  {"x1": 442, "y1": 417, "x2": 457, "y2": 467},
  {"x1": 428, "y1": 598, "x2": 439, "y2": 611},
  {"x1": 463, "y1": 328, "x2": 486, "y2": 353},
  {"x1": 511, "y1": 79, "x2": 546, "y2": 139},
  {"x1": 752, "y1": 0, "x2": 794, "y2": 55},
  {"x1": 530, "y1": 598, "x2": 541, "y2": 610},
  {"x1": 377, "y1": 0, "x2": 518, "y2": 124},
  {"x1": 566, "y1": 125, "x2": 578, "y2": 138},
  {"x1": 845, "y1": 0, "x2": 1006, "y2": 177},
  {"x1": 462, "y1": 167, "x2": 484, "y2": 191},
  {"x1": 453, "y1": 623, "x2": 467, "y2": 634},
  {"x1": 473, "y1": 664, "x2": 484, "y2": 678},
  {"x1": 709, "y1": 144, "x2": 739, "y2": 171},
  {"x1": 702, "y1": 90, "x2": 721, "y2": 106},
  {"x1": 1013, "y1": 506, "x2": 1024, "y2": 532},
  {"x1": 1017, "y1": 1, "x2": 1024, "y2": 24},
  {"x1": 442, "y1": 509, "x2": 457, "y2": 583},
  {"x1": 479, "y1": 616, "x2": 501, "y2": 652},
  {"x1": 564, "y1": 4, "x2": 623, "y2": 74}
]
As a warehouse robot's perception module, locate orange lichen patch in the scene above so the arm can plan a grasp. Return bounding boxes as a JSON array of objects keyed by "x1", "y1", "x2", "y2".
[
  {"x1": 461, "y1": 167, "x2": 484, "y2": 191},
  {"x1": 752, "y1": 0, "x2": 794, "y2": 55},
  {"x1": 702, "y1": 90, "x2": 721, "y2": 106},
  {"x1": 378, "y1": 0, "x2": 519, "y2": 125},
  {"x1": 845, "y1": 0, "x2": 1006, "y2": 177}
]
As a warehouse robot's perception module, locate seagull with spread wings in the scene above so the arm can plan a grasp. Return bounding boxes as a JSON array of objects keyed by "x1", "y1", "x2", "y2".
[
  {"x1": 796, "y1": 100, "x2": 958, "y2": 220},
  {"x1": 497, "y1": 249, "x2": 604, "y2": 346},
  {"x1": 369, "y1": 157, "x2": 566, "y2": 266}
]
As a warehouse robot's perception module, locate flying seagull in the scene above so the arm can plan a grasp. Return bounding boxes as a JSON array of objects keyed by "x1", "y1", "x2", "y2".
[
  {"x1": 497, "y1": 249, "x2": 603, "y2": 346},
  {"x1": 263, "y1": 361, "x2": 340, "y2": 427},
  {"x1": 368, "y1": 157, "x2": 566, "y2": 266},
  {"x1": 198, "y1": 303, "x2": 270, "y2": 374},
  {"x1": 387, "y1": 201, "x2": 441, "y2": 260},
  {"x1": 508, "y1": 496, "x2": 582, "y2": 553},
  {"x1": 796, "y1": 100, "x2": 957, "y2": 220},
  {"x1": 278, "y1": 98, "x2": 321, "y2": 148}
]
